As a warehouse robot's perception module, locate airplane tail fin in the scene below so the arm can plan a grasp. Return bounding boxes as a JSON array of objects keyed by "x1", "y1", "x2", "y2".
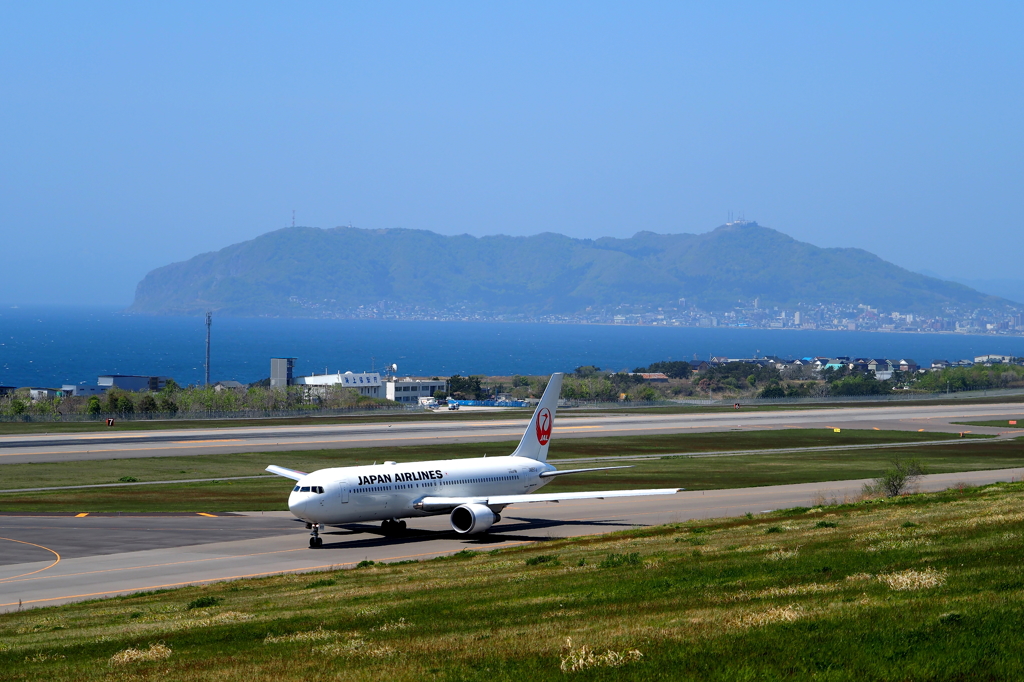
[{"x1": 510, "y1": 373, "x2": 563, "y2": 462}]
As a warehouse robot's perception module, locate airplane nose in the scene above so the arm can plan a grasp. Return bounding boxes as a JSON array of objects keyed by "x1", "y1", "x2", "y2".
[{"x1": 288, "y1": 493, "x2": 306, "y2": 516}]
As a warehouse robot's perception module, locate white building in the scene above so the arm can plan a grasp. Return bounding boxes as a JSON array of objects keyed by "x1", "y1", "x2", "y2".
[
  {"x1": 294, "y1": 371, "x2": 382, "y2": 398},
  {"x1": 386, "y1": 378, "x2": 447, "y2": 404},
  {"x1": 28, "y1": 387, "x2": 59, "y2": 400},
  {"x1": 974, "y1": 354, "x2": 1013, "y2": 364},
  {"x1": 62, "y1": 384, "x2": 108, "y2": 397}
]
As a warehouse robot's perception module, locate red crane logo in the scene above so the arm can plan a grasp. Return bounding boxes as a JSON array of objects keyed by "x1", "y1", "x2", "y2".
[{"x1": 536, "y1": 408, "x2": 553, "y2": 445}]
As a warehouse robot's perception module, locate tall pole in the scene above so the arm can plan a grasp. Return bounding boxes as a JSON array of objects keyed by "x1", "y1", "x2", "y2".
[{"x1": 205, "y1": 311, "x2": 212, "y2": 386}]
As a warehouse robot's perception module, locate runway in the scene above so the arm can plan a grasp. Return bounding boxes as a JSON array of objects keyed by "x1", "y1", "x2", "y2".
[
  {"x1": 3, "y1": 466, "x2": 1023, "y2": 611},
  {"x1": 1, "y1": 402, "x2": 1022, "y2": 464}
]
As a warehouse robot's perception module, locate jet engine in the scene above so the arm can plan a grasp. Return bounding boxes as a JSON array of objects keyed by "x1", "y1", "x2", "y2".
[{"x1": 450, "y1": 503, "x2": 499, "y2": 534}]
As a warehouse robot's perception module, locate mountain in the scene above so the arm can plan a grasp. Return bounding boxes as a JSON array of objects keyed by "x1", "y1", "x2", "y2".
[
  {"x1": 129, "y1": 223, "x2": 1011, "y2": 317},
  {"x1": 917, "y1": 271, "x2": 1024, "y2": 307}
]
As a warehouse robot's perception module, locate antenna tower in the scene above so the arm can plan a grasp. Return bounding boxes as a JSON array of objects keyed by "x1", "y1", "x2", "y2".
[
  {"x1": 204, "y1": 311, "x2": 212, "y2": 386},
  {"x1": 292, "y1": 210, "x2": 295, "y2": 228}
]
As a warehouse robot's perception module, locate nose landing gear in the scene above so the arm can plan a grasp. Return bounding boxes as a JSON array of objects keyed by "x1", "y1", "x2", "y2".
[
  {"x1": 309, "y1": 523, "x2": 323, "y2": 548},
  {"x1": 381, "y1": 519, "x2": 407, "y2": 535}
]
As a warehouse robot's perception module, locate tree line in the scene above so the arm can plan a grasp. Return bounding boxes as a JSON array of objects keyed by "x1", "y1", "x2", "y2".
[{"x1": 0, "y1": 381, "x2": 392, "y2": 418}]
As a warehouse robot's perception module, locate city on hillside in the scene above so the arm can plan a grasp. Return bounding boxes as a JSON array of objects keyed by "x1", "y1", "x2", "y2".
[{"x1": 290, "y1": 297, "x2": 1024, "y2": 335}]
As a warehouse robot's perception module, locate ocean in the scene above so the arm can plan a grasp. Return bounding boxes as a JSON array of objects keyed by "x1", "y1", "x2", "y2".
[{"x1": 1, "y1": 306, "x2": 1022, "y2": 388}]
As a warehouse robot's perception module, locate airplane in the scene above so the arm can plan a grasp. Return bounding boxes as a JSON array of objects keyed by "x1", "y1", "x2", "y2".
[{"x1": 266, "y1": 372, "x2": 682, "y2": 547}]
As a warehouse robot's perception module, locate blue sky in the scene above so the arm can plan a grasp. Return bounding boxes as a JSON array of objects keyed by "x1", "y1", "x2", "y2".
[{"x1": 2, "y1": 2, "x2": 1022, "y2": 305}]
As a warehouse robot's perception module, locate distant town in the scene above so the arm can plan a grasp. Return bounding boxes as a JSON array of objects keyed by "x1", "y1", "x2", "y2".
[
  {"x1": 288, "y1": 297, "x2": 1024, "y2": 335},
  {"x1": 3, "y1": 351, "x2": 1023, "y2": 419}
]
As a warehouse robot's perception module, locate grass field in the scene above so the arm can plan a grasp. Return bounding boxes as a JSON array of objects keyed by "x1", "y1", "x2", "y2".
[
  {"x1": 0, "y1": 432, "x2": 1019, "y2": 513},
  {"x1": 2, "y1": 481, "x2": 1024, "y2": 680},
  {"x1": 0, "y1": 402, "x2": 842, "y2": 436},
  {"x1": 954, "y1": 417, "x2": 1024, "y2": 429},
  {"x1": 0, "y1": 429, "x2": 978, "y2": 491}
]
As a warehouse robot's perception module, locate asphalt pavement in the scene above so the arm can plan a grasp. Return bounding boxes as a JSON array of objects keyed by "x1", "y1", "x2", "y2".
[
  {"x1": 0, "y1": 402, "x2": 1021, "y2": 464},
  {"x1": 3, "y1": 466, "x2": 1023, "y2": 611}
]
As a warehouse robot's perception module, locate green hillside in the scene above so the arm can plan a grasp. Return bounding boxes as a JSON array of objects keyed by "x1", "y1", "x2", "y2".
[{"x1": 129, "y1": 223, "x2": 1007, "y2": 316}]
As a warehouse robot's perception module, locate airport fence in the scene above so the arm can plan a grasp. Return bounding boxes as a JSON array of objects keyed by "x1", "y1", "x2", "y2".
[
  {"x1": 563, "y1": 386, "x2": 1024, "y2": 409},
  {"x1": 3, "y1": 386, "x2": 1022, "y2": 423},
  {"x1": 0, "y1": 403, "x2": 408, "y2": 424}
]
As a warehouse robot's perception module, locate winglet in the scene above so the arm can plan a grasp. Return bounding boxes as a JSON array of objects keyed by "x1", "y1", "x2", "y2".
[
  {"x1": 510, "y1": 373, "x2": 563, "y2": 462},
  {"x1": 265, "y1": 465, "x2": 307, "y2": 481}
]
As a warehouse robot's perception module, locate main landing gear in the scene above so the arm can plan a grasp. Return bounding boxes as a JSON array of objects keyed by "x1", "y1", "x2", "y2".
[
  {"x1": 309, "y1": 523, "x2": 323, "y2": 548},
  {"x1": 381, "y1": 519, "x2": 407, "y2": 535}
]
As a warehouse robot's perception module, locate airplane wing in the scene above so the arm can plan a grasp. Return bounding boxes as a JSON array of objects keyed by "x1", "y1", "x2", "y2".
[
  {"x1": 538, "y1": 466, "x2": 633, "y2": 478},
  {"x1": 414, "y1": 488, "x2": 682, "y2": 512},
  {"x1": 265, "y1": 465, "x2": 308, "y2": 481}
]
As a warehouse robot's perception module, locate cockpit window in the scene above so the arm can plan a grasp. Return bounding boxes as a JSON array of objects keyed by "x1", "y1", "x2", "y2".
[
  {"x1": 300, "y1": 486, "x2": 310, "y2": 492},
  {"x1": 317, "y1": 486, "x2": 325, "y2": 494},
  {"x1": 293, "y1": 485, "x2": 300, "y2": 492}
]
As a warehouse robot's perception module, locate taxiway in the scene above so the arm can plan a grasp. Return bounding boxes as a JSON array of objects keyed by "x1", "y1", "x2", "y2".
[
  {"x1": 3, "y1": 466, "x2": 1023, "y2": 611},
  {"x1": 0, "y1": 402, "x2": 1021, "y2": 464}
]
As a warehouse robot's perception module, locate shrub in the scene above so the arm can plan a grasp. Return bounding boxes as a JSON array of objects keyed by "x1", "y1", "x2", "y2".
[
  {"x1": 525, "y1": 554, "x2": 559, "y2": 566},
  {"x1": 599, "y1": 553, "x2": 641, "y2": 569},
  {"x1": 765, "y1": 526, "x2": 783, "y2": 534},
  {"x1": 864, "y1": 457, "x2": 929, "y2": 497},
  {"x1": 138, "y1": 394, "x2": 158, "y2": 413},
  {"x1": 118, "y1": 476, "x2": 139, "y2": 483},
  {"x1": 814, "y1": 521, "x2": 838, "y2": 528},
  {"x1": 185, "y1": 596, "x2": 221, "y2": 610},
  {"x1": 356, "y1": 560, "x2": 375, "y2": 568}
]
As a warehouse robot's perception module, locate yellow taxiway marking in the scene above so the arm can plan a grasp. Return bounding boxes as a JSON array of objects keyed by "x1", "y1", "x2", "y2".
[
  {"x1": 0, "y1": 537, "x2": 61, "y2": 583},
  {"x1": 0, "y1": 541, "x2": 532, "y2": 608},
  {"x1": 74, "y1": 513, "x2": 89, "y2": 517},
  {"x1": 196, "y1": 513, "x2": 217, "y2": 517}
]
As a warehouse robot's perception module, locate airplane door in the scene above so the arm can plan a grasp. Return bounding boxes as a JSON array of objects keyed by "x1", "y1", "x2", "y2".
[{"x1": 338, "y1": 478, "x2": 349, "y2": 503}]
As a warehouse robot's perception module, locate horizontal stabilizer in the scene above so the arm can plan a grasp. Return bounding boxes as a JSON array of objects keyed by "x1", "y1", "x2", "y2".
[
  {"x1": 538, "y1": 466, "x2": 633, "y2": 478},
  {"x1": 265, "y1": 465, "x2": 307, "y2": 481}
]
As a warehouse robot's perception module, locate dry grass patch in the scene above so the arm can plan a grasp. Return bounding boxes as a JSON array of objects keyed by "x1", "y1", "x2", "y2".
[
  {"x1": 739, "y1": 604, "x2": 804, "y2": 628},
  {"x1": 264, "y1": 626, "x2": 338, "y2": 644},
  {"x1": 313, "y1": 638, "x2": 396, "y2": 658},
  {"x1": 559, "y1": 637, "x2": 643, "y2": 673},
  {"x1": 109, "y1": 643, "x2": 171, "y2": 666},
  {"x1": 877, "y1": 568, "x2": 946, "y2": 591},
  {"x1": 373, "y1": 618, "x2": 411, "y2": 632}
]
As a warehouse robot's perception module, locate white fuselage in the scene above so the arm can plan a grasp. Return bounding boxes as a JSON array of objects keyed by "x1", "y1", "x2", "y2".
[{"x1": 287, "y1": 456, "x2": 555, "y2": 525}]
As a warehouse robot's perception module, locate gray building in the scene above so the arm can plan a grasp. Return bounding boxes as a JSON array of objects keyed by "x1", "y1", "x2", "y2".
[
  {"x1": 98, "y1": 375, "x2": 172, "y2": 392},
  {"x1": 271, "y1": 358, "x2": 296, "y2": 388}
]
